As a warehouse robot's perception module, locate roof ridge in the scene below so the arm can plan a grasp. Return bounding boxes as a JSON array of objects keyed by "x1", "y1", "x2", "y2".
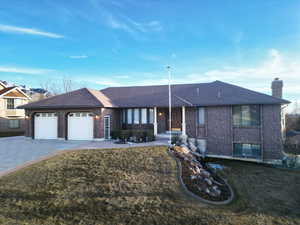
[
  {"x1": 20, "y1": 88, "x2": 88, "y2": 108},
  {"x1": 215, "y1": 80, "x2": 290, "y2": 103},
  {"x1": 85, "y1": 88, "x2": 106, "y2": 106},
  {"x1": 100, "y1": 81, "x2": 215, "y2": 90}
]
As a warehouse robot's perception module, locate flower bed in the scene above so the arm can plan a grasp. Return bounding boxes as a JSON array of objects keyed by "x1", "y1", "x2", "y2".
[{"x1": 170, "y1": 145, "x2": 233, "y2": 204}]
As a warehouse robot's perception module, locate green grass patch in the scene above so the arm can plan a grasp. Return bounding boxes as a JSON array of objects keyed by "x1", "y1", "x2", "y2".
[{"x1": 0, "y1": 146, "x2": 299, "y2": 225}]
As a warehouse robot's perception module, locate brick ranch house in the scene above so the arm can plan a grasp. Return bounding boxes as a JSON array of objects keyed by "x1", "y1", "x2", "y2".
[{"x1": 19, "y1": 79, "x2": 289, "y2": 162}]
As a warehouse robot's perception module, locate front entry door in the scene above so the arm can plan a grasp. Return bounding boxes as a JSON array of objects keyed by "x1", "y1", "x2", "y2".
[
  {"x1": 166, "y1": 108, "x2": 182, "y2": 131},
  {"x1": 104, "y1": 116, "x2": 111, "y2": 139}
]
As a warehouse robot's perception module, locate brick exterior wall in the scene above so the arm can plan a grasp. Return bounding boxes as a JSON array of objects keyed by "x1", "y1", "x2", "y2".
[
  {"x1": 25, "y1": 108, "x2": 120, "y2": 139},
  {"x1": 24, "y1": 104, "x2": 284, "y2": 161},
  {"x1": 262, "y1": 105, "x2": 284, "y2": 160},
  {"x1": 185, "y1": 105, "x2": 284, "y2": 161},
  {"x1": 0, "y1": 117, "x2": 26, "y2": 133}
]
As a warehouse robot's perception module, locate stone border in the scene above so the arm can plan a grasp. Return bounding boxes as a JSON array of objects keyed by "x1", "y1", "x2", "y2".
[{"x1": 167, "y1": 150, "x2": 234, "y2": 205}]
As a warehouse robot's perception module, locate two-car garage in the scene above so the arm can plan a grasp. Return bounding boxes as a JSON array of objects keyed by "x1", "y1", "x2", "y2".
[{"x1": 34, "y1": 112, "x2": 94, "y2": 140}]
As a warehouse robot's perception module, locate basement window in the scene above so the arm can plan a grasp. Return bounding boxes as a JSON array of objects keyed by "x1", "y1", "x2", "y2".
[{"x1": 233, "y1": 143, "x2": 261, "y2": 159}]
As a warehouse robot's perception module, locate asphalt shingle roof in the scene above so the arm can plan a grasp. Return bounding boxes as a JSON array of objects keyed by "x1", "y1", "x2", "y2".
[
  {"x1": 100, "y1": 80, "x2": 290, "y2": 107},
  {"x1": 19, "y1": 88, "x2": 105, "y2": 109},
  {"x1": 19, "y1": 81, "x2": 290, "y2": 109}
]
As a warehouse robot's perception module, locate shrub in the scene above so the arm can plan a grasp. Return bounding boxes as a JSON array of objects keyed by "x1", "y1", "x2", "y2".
[
  {"x1": 116, "y1": 129, "x2": 155, "y2": 143},
  {"x1": 171, "y1": 134, "x2": 180, "y2": 144},
  {"x1": 111, "y1": 129, "x2": 121, "y2": 140}
]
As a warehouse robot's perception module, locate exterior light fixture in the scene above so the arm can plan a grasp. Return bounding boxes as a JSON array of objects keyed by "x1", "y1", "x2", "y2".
[
  {"x1": 95, "y1": 115, "x2": 100, "y2": 120},
  {"x1": 159, "y1": 112, "x2": 163, "y2": 116}
]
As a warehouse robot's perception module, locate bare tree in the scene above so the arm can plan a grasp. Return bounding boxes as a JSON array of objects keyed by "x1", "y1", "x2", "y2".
[
  {"x1": 292, "y1": 101, "x2": 300, "y2": 115},
  {"x1": 39, "y1": 76, "x2": 85, "y2": 96}
]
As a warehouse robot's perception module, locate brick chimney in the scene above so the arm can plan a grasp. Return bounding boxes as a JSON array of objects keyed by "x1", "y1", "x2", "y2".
[{"x1": 271, "y1": 78, "x2": 283, "y2": 98}]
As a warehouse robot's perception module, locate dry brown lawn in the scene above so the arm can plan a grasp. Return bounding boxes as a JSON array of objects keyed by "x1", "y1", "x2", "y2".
[{"x1": 0, "y1": 146, "x2": 299, "y2": 225}]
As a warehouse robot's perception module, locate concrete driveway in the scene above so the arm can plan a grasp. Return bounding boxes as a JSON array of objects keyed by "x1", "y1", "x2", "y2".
[{"x1": 0, "y1": 136, "x2": 168, "y2": 174}]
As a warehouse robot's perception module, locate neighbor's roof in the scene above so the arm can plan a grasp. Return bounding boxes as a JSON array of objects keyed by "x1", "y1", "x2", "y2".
[
  {"x1": 19, "y1": 81, "x2": 290, "y2": 109},
  {"x1": 100, "y1": 80, "x2": 290, "y2": 107},
  {"x1": 18, "y1": 88, "x2": 107, "y2": 109},
  {"x1": 0, "y1": 86, "x2": 31, "y2": 99},
  {"x1": 0, "y1": 87, "x2": 15, "y2": 96}
]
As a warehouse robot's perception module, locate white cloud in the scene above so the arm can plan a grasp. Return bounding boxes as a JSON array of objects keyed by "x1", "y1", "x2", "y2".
[
  {"x1": 0, "y1": 24, "x2": 64, "y2": 38},
  {"x1": 69, "y1": 55, "x2": 88, "y2": 59},
  {"x1": 105, "y1": 13, "x2": 163, "y2": 38},
  {"x1": 0, "y1": 66, "x2": 54, "y2": 75},
  {"x1": 114, "y1": 75, "x2": 129, "y2": 79},
  {"x1": 87, "y1": 79, "x2": 122, "y2": 87}
]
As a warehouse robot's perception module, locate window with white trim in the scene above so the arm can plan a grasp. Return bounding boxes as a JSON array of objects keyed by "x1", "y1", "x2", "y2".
[
  {"x1": 127, "y1": 109, "x2": 132, "y2": 124},
  {"x1": 134, "y1": 108, "x2": 139, "y2": 124},
  {"x1": 122, "y1": 110, "x2": 126, "y2": 124},
  {"x1": 141, "y1": 108, "x2": 147, "y2": 124},
  {"x1": 233, "y1": 143, "x2": 261, "y2": 159},
  {"x1": 6, "y1": 99, "x2": 15, "y2": 109},
  {"x1": 198, "y1": 107, "x2": 205, "y2": 125},
  {"x1": 149, "y1": 108, "x2": 154, "y2": 124},
  {"x1": 233, "y1": 105, "x2": 260, "y2": 127}
]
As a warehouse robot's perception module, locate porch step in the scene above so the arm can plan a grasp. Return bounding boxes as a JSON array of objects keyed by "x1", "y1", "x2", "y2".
[{"x1": 156, "y1": 131, "x2": 182, "y2": 139}]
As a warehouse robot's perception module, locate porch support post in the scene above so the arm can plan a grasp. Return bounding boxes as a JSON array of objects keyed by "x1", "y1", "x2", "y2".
[
  {"x1": 154, "y1": 107, "x2": 158, "y2": 136},
  {"x1": 182, "y1": 106, "x2": 186, "y2": 136}
]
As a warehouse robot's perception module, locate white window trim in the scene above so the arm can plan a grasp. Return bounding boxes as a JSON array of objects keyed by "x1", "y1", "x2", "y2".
[
  {"x1": 198, "y1": 107, "x2": 205, "y2": 125},
  {"x1": 127, "y1": 109, "x2": 132, "y2": 124},
  {"x1": 141, "y1": 108, "x2": 147, "y2": 124},
  {"x1": 133, "y1": 108, "x2": 140, "y2": 124}
]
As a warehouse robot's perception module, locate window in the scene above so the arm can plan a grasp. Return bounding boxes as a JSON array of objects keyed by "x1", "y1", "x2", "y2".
[
  {"x1": 149, "y1": 108, "x2": 154, "y2": 123},
  {"x1": 6, "y1": 99, "x2": 15, "y2": 109},
  {"x1": 134, "y1": 108, "x2": 140, "y2": 124},
  {"x1": 127, "y1": 109, "x2": 132, "y2": 124},
  {"x1": 141, "y1": 108, "x2": 147, "y2": 124},
  {"x1": 8, "y1": 119, "x2": 20, "y2": 129},
  {"x1": 198, "y1": 107, "x2": 205, "y2": 125},
  {"x1": 233, "y1": 143, "x2": 261, "y2": 159},
  {"x1": 122, "y1": 109, "x2": 126, "y2": 124},
  {"x1": 233, "y1": 105, "x2": 260, "y2": 126}
]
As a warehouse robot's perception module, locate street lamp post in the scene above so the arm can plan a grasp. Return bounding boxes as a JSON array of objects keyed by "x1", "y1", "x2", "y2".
[{"x1": 167, "y1": 66, "x2": 172, "y2": 145}]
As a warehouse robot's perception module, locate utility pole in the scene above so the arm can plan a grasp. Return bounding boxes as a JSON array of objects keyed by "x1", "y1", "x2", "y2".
[{"x1": 167, "y1": 66, "x2": 172, "y2": 145}]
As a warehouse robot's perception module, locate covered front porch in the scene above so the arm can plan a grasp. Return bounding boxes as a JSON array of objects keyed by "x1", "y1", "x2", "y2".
[{"x1": 153, "y1": 106, "x2": 187, "y2": 137}]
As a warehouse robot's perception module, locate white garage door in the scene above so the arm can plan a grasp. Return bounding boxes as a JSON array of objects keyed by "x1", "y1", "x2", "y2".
[
  {"x1": 68, "y1": 112, "x2": 94, "y2": 140},
  {"x1": 34, "y1": 113, "x2": 58, "y2": 139}
]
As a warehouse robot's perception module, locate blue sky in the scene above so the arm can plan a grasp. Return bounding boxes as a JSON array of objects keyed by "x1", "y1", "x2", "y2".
[{"x1": 0, "y1": 0, "x2": 299, "y2": 108}]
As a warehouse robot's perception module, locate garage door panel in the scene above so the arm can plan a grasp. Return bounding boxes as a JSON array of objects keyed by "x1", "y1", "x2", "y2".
[
  {"x1": 34, "y1": 113, "x2": 58, "y2": 139},
  {"x1": 68, "y1": 113, "x2": 94, "y2": 140}
]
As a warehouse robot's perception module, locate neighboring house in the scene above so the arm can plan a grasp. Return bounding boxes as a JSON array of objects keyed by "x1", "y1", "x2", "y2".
[
  {"x1": 286, "y1": 114, "x2": 300, "y2": 132},
  {"x1": 286, "y1": 130, "x2": 300, "y2": 145},
  {"x1": 0, "y1": 81, "x2": 31, "y2": 134},
  {"x1": 20, "y1": 86, "x2": 52, "y2": 102},
  {"x1": 19, "y1": 79, "x2": 289, "y2": 162}
]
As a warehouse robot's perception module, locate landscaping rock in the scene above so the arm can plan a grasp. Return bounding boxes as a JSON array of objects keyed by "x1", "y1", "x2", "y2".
[{"x1": 179, "y1": 135, "x2": 188, "y2": 145}]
